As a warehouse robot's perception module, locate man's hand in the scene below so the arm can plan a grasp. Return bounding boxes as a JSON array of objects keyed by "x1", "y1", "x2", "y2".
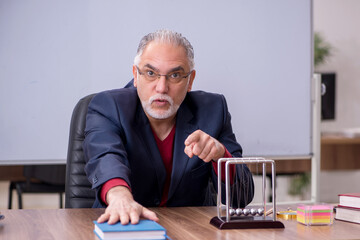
[
  {"x1": 184, "y1": 130, "x2": 225, "y2": 162},
  {"x1": 97, "y1": 186, "x2": 159, "y2": 225}
]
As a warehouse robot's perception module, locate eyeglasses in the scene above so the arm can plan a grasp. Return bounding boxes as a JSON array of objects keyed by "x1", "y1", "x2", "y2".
[{"x1": 136, "y1": 66, "x2": 193, "y2": 84}]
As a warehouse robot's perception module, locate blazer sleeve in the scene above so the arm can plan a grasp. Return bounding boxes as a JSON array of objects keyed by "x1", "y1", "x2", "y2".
[
  {"x1": 212, "y1": 94, "x2": 255, "y2": 207},
  {"x1": 83, "y1": 91, "x2": 132, "y2": 203}
]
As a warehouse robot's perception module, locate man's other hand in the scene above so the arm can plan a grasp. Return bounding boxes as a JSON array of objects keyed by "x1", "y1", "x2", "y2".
[
  {"x1": 184, "y1": 130, "x2": 225, "y2": 162},
  {"x1": 97, "y1": 186, "x2": 159, "y2": 225}
]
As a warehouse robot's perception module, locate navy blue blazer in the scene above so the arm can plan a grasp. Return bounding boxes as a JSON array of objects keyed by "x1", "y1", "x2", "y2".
[{"x1": 83, "y1": 86, "x2": 253, "y2": 208}]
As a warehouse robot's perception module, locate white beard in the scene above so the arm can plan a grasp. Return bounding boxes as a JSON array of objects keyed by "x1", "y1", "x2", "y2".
[{"x1": 141, "y1": 94, "x2": 180, "y2": 119}]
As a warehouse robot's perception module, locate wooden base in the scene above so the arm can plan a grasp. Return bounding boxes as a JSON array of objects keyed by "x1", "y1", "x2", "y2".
[{"x1": 210, "y1": 216, "x2": 285, "y2": 229}]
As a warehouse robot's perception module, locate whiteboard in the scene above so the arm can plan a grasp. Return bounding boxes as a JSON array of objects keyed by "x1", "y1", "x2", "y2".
[{"x1": 0, "y1": 0, "x2": 312, "y2": 164}]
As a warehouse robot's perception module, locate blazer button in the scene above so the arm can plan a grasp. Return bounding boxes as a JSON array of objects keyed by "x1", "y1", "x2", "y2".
[{"x1": 93, "y1": 176, "x2": 98, "y2": 184}]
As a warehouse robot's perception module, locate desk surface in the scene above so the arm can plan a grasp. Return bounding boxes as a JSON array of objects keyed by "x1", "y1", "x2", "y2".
[{"x1": 1, "y1": 207, "x2": 360, "y2": 240}]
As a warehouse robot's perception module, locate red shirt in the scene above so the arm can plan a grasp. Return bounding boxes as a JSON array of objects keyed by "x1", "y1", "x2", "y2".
[
  {"x1": 152, "y1": 126, "x2": 175, "y2": 206},
  {"x1": 100, "y1": 126, "x2": 234, "y2": 205}
]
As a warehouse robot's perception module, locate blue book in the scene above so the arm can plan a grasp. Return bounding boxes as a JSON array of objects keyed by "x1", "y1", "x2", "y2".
[{"x1": 93, "y1": 219, "x2": 166, "y2": 240}]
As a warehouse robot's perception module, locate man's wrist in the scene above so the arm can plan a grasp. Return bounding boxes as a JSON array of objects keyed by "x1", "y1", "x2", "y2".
[
  {"x1": 106, "y1": 185, "x2": 132, "y2": 204},
  {"x1": 101, "y1": 178, "x2": 131, "y2": 205},
  {"x1": 213, "y1": 144, "x2": 227, "y2": 161}
]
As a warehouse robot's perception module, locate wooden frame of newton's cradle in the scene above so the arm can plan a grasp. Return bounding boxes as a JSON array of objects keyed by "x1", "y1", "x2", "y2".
[{"x1": 210, "y1": 158, "x2": 285, "y2": 229}]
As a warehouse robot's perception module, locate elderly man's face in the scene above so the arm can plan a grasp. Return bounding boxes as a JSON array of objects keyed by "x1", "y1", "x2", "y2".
[{"x1": 133, "y1": 42, "x2": 195, "y2": 121}]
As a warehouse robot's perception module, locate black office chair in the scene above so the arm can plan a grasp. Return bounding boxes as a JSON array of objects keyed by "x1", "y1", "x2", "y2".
[
  {"x1": 64, "y1": 91, "x2": 253, "y2": 209},
  {"x1": 65, "y1": 94, "x2": 96, "y2": 208},
  {"x1": 8, "y1": 165, "x2": 66, "y2": 209}
]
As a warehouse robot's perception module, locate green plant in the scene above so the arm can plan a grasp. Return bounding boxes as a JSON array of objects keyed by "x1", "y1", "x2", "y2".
[
  {"x1": 288, "y1": 173, "x2": 311, "y2": 199},
  {"x1": 314, "y1": 32, "x2": 332, "y2": 66}
]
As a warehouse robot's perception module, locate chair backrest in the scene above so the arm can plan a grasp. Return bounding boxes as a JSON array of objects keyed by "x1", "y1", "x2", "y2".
[{"x1": 65, "y1": 94, "x2": 96, "y2": 208}]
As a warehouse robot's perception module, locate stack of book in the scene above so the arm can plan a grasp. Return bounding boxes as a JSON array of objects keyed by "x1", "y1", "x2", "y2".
[
  {"x1": 93, "y1": 219, "x2": 167, "y2": 240},
  {"x1": 335, "y1": 193, "x2": 360, "y2": 224}
]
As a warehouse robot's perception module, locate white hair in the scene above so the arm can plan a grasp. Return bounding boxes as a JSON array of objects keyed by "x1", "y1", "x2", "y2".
[{"x1": 134, "y1": 29, "x2": 195, "y2": 70}]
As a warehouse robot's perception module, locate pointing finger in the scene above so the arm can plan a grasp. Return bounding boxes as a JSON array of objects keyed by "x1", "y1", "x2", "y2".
[
  {"x1": 184, "y1": 143, "x2": 194, "y2": 158},
  {"x1": 184, "y1": 130, "x2": 201, "y2": 146}
]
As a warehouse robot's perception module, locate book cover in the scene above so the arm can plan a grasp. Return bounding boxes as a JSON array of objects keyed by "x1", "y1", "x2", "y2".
[
  {"x1": 335, "y1": 206, "x2": 360, "y2": 224},
  {"x1": 339, "y1": 193, "x2": 360, "y2": 209},
  {"x1": 93, "y1": 220, "x2": 166, "y2": 240}
]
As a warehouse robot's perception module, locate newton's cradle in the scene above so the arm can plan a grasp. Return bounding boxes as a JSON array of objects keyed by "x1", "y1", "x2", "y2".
[{"x1": 210, "y1": 158, "x2": 285, "y2": 229}]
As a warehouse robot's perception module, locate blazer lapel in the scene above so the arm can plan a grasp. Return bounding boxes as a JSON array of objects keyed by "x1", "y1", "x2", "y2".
[
  {"x1": 134, "y1": 104, "x2": 166, "y2": 198},
  {"x1": 168, "y1": 102, "x2": 198, "y2": 200}
]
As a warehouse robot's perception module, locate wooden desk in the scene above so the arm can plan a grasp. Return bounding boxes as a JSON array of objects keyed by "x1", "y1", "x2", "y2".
[{"x1": 1, "y1": 207, "x2": 360, "y2": 240}]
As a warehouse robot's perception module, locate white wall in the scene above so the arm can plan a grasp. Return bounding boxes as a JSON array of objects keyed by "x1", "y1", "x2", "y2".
[
  {"x1": 314, "y1": 0, "x2": 360, "y2": 202},
  {"x1": 0, "y1": 0, "x2": 312, "y2": 163},
  {"x1": 314, "y1": 0, "x2": 360, "y2": 132}
]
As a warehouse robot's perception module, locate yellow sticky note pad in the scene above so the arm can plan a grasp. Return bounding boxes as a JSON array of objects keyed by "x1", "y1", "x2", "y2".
[{"x1": 296, "y1": 204, "x2": 333, "y2": 226}]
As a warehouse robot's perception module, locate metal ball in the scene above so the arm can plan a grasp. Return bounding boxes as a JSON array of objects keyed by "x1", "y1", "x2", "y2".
[
  {"x1": 250, "y1": 208, "x2": 257, "y2": 216},
  {"x1": 257, "y1": 208, "x2": 264, "y2": 216},
  {"x1": 235, "y1": 208, "x2": 243, "y2": 216},
  {"x1": 242, "y1": 208, "x2": 250, "y2": 216},
  {"x1": 229, "y1": 208, "x2": 235, "y2": 216}
]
